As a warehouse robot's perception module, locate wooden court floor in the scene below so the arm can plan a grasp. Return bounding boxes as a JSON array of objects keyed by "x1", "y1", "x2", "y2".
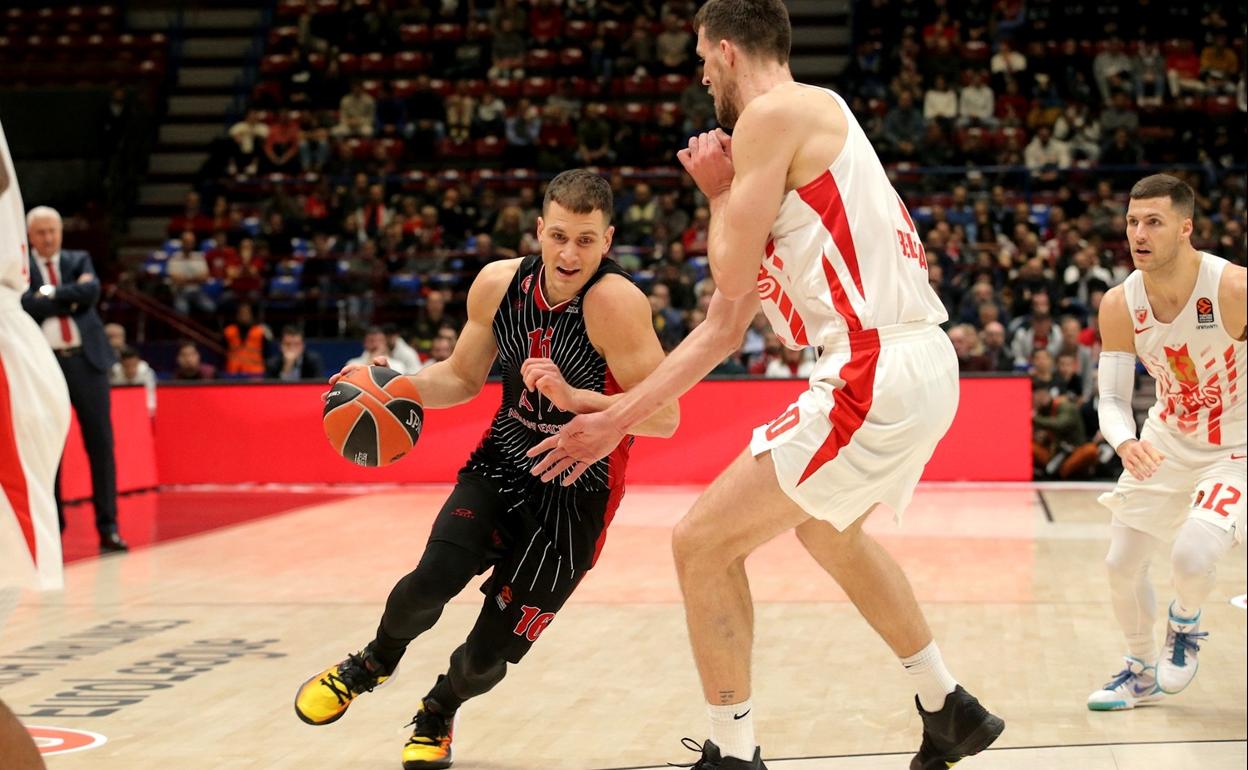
[{"x1": 1, "y1": 484, "x2": 1244, "y2": 769}]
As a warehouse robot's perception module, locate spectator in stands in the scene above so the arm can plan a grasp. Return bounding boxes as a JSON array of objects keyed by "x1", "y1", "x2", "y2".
[
  {"x1": 169, "y1": 191, "x2": 211, "y2": 238},
  {"x1": 167, "y1": 230, "x2": 214, "y2": 317},
  {"x1": 383, "y1": 324, "x2": 423, "y2": 374},
  {"x1": 1092, "y1": 37, "x2": 1133, "y2": 101},
  {"x1": 1099, "y1": 91, "x2": 1139, "y2": 135},
  {"x1": 223, "y1": 237, "x2": 264, "y2": 301},
  {"x1": 1032, "y1": 383, "x2": 1096, "y2": 480},
  {"x1": 448, "y1": 22, "x2": 489, "y2": 79},
  {"x1": 923, "y1": 74, "x2": 958, "y2": 125},
  {"x1": 504, "y1": 100, "x2": 542, "y2": 164},
  {"x1": 648, "y1": 282, "x2": 686, "y2": 351},
  {"x1": 1052, "y1": 101, "x2": 1101, "y2": 161},
  {"x1": 576, "y1": 103, "x2": 615, "y2": 166},
  {"x1": 765, "y1": 345, "x2": 816, "y2": 378},
  {"x1": 989, "y1": 40, "x2": 1027, "y2": 87},
  {"x1": 1166, "y1": 39, "x2": 1204, "y2": 96},
  {"x1": 620, "y1": 183, "x2": 659, "y2": 246},
  {"x1": 529, "y1": 0, "x2": 564, "y2": 45},
  {"x1": 300, "y1": 126, "x2": 332, "y2": 173},
  {"x1": 262, "y1": 111, "x2": 301, "y2": 174},
  {"x1": 359, "y1": 183, "x2": 392, "y2": 240},
  {"x1": 1133, "y1": 41, "x2": 1168, "y2": 107},
  {"x1": 228, "y1": 110, "x2": 269, "y2": 175},
  {"x1": 619, "y1": 15, "x2": 657, "y2": 74},
  {"x1": 107, "y1": 341, "x2": 158, "y2": 413},
  {"x1": 948, "y1": 323, "x2": 992, "y2": 372},
  {"x1": 681, "y1": 205, "x2": 711, "y2": 255},
  {"x1": 1010, "y1": 291, "x2": 1063, "y2": 366},
  {"x1": 958, "y1": 69, "x2": 995, "y2": 127},
  {"x1": 680, "y1": 65, "x2": 716, "y2": 132},
  {"x1": 428, "y1": 333, "x2": 455, "y2": 363},
  {"x1": 1099, "y1": 127, "x2": 1144, "y2": 168},
  {"x1": 224, "y1": 302, "x2": 270, "y2": 378},
  {"x1": 1030, "y1": 347, "x2": 1058, "y2": 393},
  {"x1": 334, "y1": 81, "x2": 376, "y2": 137},
  {"x1": 491, "y1": 0, "x2": 527, "y2": 33},
  {"x1": 375, "y1": 81, "x2": 407, "y2": 137},
  {"x1": 411, "y1": 291, "x2": 450, "y2": 355},
  {"x1": 348, "y1": 326, "x2": 404, "y2": 372},
  {"x1": 265, "y1": 325, "x2": 324, "y2": 381},
  {"x1": 407, "y1": 75, "x2": 447, "y2": 159},
  {"x1": 880, "y1": 91, "x2": 924, "y2": 161},
  {"x1": 1062, "y1": 246, "x2": 1112, "y2": 307},
  {"x1": 1024, "y1": 126, "x2": 1072, "y2": 188},
  {"x1": 105, "y1": 323, "x2": 126, "y2": 357},
  {"x1": 474, "y1": 91, "x2": 507, "y2": 139},
  {"x1": 1056, "y1": 317, "x2": 1092, "y2": 396},
  {"x1": 489, "y1": 17, "x2": 527, "y2": 79},
  {"x1": 172, "y1": 340, "x2": 216, "y2": 380},
  {"x1": 979, "y1": 321, "x2": 1015, "y2": 372},
  {"x1": 445, "y1": 90, "x2": 476, "y2": 144},
  {"x1": 656, "y1": 14, "x2": 692, "y2": 73},
  {"x1": 1200, "y1": 33, "x2": 1239, "y2": 91}
]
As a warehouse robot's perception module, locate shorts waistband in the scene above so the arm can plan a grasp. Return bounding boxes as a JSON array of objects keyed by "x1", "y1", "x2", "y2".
[{"x1": 817, "y1": 322, "x2": 941, "y2": 355}]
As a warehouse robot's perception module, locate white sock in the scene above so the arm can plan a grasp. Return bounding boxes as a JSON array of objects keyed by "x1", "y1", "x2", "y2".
[
  {"x1": 707, "y1": 699, "x2": 755, "y2": 762},
  {"x1": 901, "y1": 641, "x2": 958, "y2": 712}
]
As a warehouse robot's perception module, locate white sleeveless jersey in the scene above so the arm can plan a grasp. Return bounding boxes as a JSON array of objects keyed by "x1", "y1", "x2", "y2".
[
  {"x1": 1125, "y1": 252, "x2": 1247, "y2": 447},
  {"x1": 0, "y1": 119, "x2": 29, "y2": 294},
  {"x1": 757, "y1": 85, "x2": 946, "y2": 350}
]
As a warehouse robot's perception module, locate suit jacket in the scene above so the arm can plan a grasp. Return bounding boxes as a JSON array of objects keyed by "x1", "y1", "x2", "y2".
[
  {"x1": 264, "y1": 349, "x2": 325, "y2": 380},
  {"x1": 22, "y1": 249, "x2": 117, "y2": 373}
]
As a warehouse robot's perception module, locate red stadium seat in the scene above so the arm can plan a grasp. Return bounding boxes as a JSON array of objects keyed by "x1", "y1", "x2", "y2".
[
  {"x1": 569, "y1": 76, "x2": 597, "y2": 97},
  {"x1": 392, "y1": 78, "x2": 417, "y2": 97},
  {"x1": 962, "y1": 40, "x2": 990, "y2": 61},
  {"x1": 261, "y1": 54, "x2": 292, "y2": 75},
  {"x1": 475, "y1": 135, "x2": 505, "y2": 158},
  {"x1": 269, "y1": 26, "x2": 298, "y2": 47},
  {"x1": 522, "y1": 76, "x2": 555, "y2": 98},
  {"x1": 491, "y1": 77, "x2": 521, "y2": 98},
  {"x1": 394, "y1": 50, "x2": 428, "y2": 73},
  {"x1": 621, "y1": 102, "x2": 653, "y2": 123},
  {"x1": 459, "y1": 78, "x2": 486, "y2": 97},
  {"x1": 559, "y1": 47, "x2": 586, "y2": 71},
  {"x1": 377, "y1": 137, "x2": 405, "y2": 159},
  {"x1": 438, "y1": 138, "x2": 473, "y2": 159},
  {"x1": 277, "y1": 0, "x2": 303, "y2": 17},
  {"x1": 1205, "y1": 95, "x2": 1235, "y2": 114},
  {"x1": 599, "y1": 20, "x2": 628, "y2": 40},
  {"x1": 337, "y1": 52, "x2": 359, "y2": 74},
  {"x1": 564, "y1": 19, "x2": 594, "y2": 41},
  {"x1": 315, "y1": 0, "x2": 338, "y2": 13},
  {"x1": 526, "y1": 48, "x2": 557, "y2": 71},
  {"x1": 360, "y1": 52, "x2": 390, "y2": 73},
  {"x1": 428, "y1": 78, "x2": 452, "y2": 97},
  {"x1": 656, "y1": 101, "x2": 682, "y2": 120},
  {"x1": 469, "y1": 21, "x2": 492, "y2": 40},
  {"x1": 400, "y1": 24, "x2": 430, "y2": 45},
  {"x1": 657, "y1": 73, "x2": 691, "y2": 94},
  {"x1": 432, "y1": 23, "x2": 464, "y2": 44},
  {"x1": 618, "y1": 74, "x2": 655, "y2": 96},
  {"x1": 361, "y1": 79, "x2": 381, "y2": 97}
]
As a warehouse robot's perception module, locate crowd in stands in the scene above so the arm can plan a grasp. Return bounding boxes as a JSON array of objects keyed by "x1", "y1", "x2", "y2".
[{"x1": 112, "y1": 0, "x2": 1247, "y2": 480}]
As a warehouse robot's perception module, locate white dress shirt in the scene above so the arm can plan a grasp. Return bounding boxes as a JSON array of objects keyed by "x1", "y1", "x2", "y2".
[{"x1": 33, "y1": 252, "x2": 82, "y2": 350}]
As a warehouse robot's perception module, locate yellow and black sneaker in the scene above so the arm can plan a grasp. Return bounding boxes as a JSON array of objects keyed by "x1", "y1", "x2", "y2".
[
  {"x1": 293, "y1": 643, "x2": 391, "y2": 726},
  {"x1": 401, "y1": 697, "x2": 455, "y2": 769}
]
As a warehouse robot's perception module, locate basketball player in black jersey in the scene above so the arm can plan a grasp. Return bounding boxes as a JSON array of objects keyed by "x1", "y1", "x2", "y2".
[{"x1": 293, "y1": 170, "x2": 678, "y2": 769}]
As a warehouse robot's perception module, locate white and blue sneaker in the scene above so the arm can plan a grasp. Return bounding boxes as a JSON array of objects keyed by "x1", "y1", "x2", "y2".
[
  {"x1": 1087, "y1": 656, "x2": 1164, "y2": 711},
  {"x1": 1158, "y1": 605, "x2": 1207, "y2": 694}
]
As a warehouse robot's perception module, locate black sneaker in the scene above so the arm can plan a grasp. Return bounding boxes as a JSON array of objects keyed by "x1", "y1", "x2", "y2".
[
  {"x1": 669, "y1": 739, "x2": 766, "y2": 769},
  {"x1": 910, "y1": 685, "x2": 1004, "y2": 770}
]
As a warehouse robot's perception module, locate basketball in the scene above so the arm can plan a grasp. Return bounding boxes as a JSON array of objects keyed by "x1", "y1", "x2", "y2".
[{"x1": 322, "y1": 366, "x2": 424, "y2": 467}]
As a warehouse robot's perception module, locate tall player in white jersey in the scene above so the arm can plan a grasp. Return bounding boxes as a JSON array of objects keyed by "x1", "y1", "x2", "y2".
[
  {"x1": 1088, "y1": 174, "x2": 1246, "y2": 712},
  {"x1": 0, "y1": 120, "x2": 69, "y2": 768},
  {"x1": 528, "y1": 2, "x2": 1003, "y2": 768}
]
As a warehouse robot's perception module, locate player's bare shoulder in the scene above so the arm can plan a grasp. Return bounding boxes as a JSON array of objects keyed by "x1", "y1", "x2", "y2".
[
  {"x1": 1098, "y1": 283, "x2": 1136, "y2": 353},
  {"x1": 1218, "y1": 260, "x2": 1247, "y2": 340},
  {"x1": 583, "y1": 272, "x2": 650, "y2": 341},
  {"x1": 466, "y1": 257, "x2": 524, "y2": 318}
]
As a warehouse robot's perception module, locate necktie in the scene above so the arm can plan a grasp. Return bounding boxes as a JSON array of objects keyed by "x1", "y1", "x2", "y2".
[{"x1": 44, "y1": 258, "x2": 73, "y2": 344}]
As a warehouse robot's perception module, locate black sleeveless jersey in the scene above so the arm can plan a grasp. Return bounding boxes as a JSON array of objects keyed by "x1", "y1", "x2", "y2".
[{"x1": 459, "y1": 255, "x2": 633, "y2": 561}]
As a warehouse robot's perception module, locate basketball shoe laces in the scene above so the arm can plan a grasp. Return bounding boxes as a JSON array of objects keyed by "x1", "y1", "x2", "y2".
[
  {"x1": 1168, "y1": 629, "x2": 1208, "y2": 666},
  {"x1": 667, "y1": 738, "x2": 719, "y2": 768},
  {"x1": 321, "y1": 652, "x2": 382, "y2": 706},
  {"x1": 405, "y1": 705, "x2": 450, "y2": 748}
]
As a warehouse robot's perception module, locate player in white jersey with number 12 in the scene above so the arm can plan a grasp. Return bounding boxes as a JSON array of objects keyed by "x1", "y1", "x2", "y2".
[
  {"x1": 527, "y1": 2, "x2": 1003, "y2": 768},
  {"x1": 1088, "y1": 174, "x2": 1246, "y2": 712}
]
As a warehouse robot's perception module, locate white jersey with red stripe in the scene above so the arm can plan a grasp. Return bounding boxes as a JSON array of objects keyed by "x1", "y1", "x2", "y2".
[
  {"x1": 0, "y1": 119, "x2": 30, "y2": 293},
  {"x1": 1125, "y1": 252, "x2": 1247, "y2": 448},
  {"x1": 757, "y1": 85, "x2": 946, "y2": 355}
]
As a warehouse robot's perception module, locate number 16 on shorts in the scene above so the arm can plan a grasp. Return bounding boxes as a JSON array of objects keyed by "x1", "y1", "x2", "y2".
[{"x1": 514, "y1": 605, "x2": 556, "y2": 642}]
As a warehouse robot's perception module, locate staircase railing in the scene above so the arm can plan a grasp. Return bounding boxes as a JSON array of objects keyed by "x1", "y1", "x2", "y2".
[{"x1": 112, "y1": 284, "x2": 226, "y2": 355}]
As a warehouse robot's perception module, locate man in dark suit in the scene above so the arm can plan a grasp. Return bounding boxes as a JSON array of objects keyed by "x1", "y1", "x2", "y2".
[
  {"x1": 264, "y1": 325, "x2": 325, "y2": 381},
  {"x1": 21, "y1": 206, "x2": 128, "y2": 553}
]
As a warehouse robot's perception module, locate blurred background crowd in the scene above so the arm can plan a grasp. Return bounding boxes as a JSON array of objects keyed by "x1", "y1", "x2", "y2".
[{"x1": 3, "y1": 0, "x2": 1245, "y2": 480}]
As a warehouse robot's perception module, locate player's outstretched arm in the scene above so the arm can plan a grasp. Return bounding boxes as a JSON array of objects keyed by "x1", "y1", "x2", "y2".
[
  {"x1": 328, "y1": 259, "x2": 517, "y2": 408},
  {"x1": 1097, "y1": 285, "x2": 1162, "y2": 478},
  {"x1": 522, "y1": 274, "x2": 679, "y2": 437}
]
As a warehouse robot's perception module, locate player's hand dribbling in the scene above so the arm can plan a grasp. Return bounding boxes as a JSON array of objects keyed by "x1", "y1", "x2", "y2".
[
  {"x1": 677, "y1": 128, "x2": 734, "y2": 200},
  {"x1": 520, "y1": 358, "x2": 579, "y2": 413},
  {"x1": 324, "y1": 356, "x2": 390, "y2": 400},
  {"x1": 526, "y1": 412, "x2": 625, "y2": 486},
  {"x1": 1117, "y1": 439, "x2": 1164, "y2": 480}
]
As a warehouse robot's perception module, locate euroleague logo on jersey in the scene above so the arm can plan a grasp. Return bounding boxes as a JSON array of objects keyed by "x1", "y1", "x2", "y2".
[{"x1": 1195, "y1": 297, "x2": 1216, "y2": 328}]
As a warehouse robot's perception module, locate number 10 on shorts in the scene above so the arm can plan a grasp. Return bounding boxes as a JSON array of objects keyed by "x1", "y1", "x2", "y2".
[{"x1": 514, "y1": 605, "x2": 555, "y2": 641}]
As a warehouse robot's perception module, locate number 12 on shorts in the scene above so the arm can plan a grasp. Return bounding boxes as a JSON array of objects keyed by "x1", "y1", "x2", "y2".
[
  {"x1": 1196, "y1": 482, "x2": 1242, "y2": 517},
  {"x1": 514, "y1": 605, "x2": 555, "y2": 642}
]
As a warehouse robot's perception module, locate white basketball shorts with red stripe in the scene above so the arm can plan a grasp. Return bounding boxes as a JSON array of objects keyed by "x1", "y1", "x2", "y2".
[
  {"x1": 0, "y1": 288, "x2": 70, "y2": 593},
  {"x1": 749, "y1": 323, "x2": 958, "y2": 530}
]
